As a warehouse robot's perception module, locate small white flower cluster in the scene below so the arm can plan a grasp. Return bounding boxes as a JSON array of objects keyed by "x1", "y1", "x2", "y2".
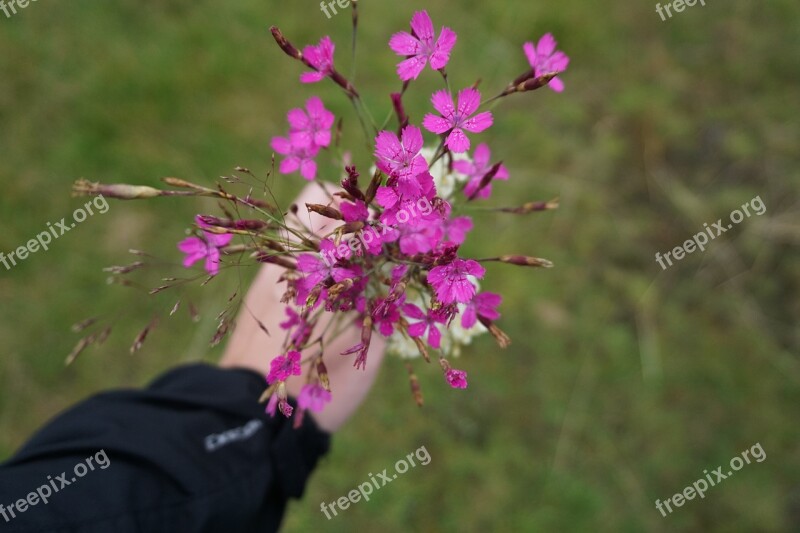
[
  {"x1": 420, "y1": 146, "x2": 469, "y2": 200},
  {"x1": 366, "y1": 146, "x2": 488, "y2": 358},
  {"x1": 386, "y1": 280, "x2": 488, "y2": 359},
  {"x1": 389, "y1": 147, "x2": 485, "y2": 358}
]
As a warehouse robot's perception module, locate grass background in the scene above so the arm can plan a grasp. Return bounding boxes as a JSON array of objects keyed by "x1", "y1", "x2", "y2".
[{"x1": 1, "y1": 0, "x2": 798, "y2": 531}]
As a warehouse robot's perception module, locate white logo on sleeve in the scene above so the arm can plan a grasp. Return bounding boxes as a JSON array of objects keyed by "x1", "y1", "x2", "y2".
[{"x1": 204, "y1": 419, "x2": 264, "y2": 452}]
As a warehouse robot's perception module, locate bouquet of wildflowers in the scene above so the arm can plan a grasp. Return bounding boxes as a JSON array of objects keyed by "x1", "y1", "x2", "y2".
[{"x1": 71, "y1": 9, "x2": 567, "y2": 420}]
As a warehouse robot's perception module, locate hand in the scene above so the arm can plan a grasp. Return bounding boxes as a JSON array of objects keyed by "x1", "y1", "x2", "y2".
[{"x1": 221, "y1": 183, "x2": 387, "y2": 433}]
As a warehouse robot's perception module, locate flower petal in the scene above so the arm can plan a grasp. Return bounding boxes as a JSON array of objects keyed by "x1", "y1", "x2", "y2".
[
  {"x1": 178, "y1": 236, "x2": 205, "y2": 255},
  {"x1": 407, "y1": 322, "x2": 427, "y2": 338},
  {"x1": 461, "y1": 111, "x2": 493, "y2": 133},
  {"x1": 289, "y1": 130, "x2": 313, "y2": 149},
  {"x1": 456, "y1": 88, "x2": 482, "y2": 118},
  {"x1": 396, "y1": 55, "x2": 428, "y2": 81},
  {"x1": 473, "y1": 144, "x2": 491, "y2": 168},
  {"x1": 279, "y1": 157, "x2": 300, "y2": 175},
  {"x1": 409, "y1": 10, "x2": 435, "y2": 46},
  {"x1": 427, "y1": 324, "x2": 441, "y2": 349},
  {"x1": 430, "y1": 27, "x2": 457, "y2": 70},
  {"x1": 523, "y1": 41, "x2": 537, "y2": 67},
  {"x1": 537, "y1": 33, "x2": 557, "y2": 58},
  {"x1": 374, "y1": 186, "x2": 399, "y2": 209},
  {"x1": 430, "y1": 89, "x2": 456, "y2": 120},
  {"x1": 548, "y1": 76, "x2": 565, "y2": 93},
  {"x1": 446, "y1": 128, "x2": 470, "y2": 153},
  {"x1": 313, "y1": 130, "x2": 332, "y2": 148},
  {"x1": 305, "y1": 96, "x2": 326, "y2": 120},
  {"x1": 287, "y1": 108, "x2": 309, "y2": 131},
  {"x1": 270, "y1": 136, "x2": 293, "y2": 155},
  {"x1": 300, "y1": 158, "x2": 317, "y2": 181},
  {"x1": 461, "y1": 306, "x2": 477, "y2": 328},
  {"x1": 422, "y1": 113, "x2": 452, "y2": 135},
  {"x1": 401, "y1": 125, "x2": 424, "y2": 155},
  {"x1": 204, "y1": 231, "x2": 233, "y2": 248},
  {"x1": 402, "y1": 303, "x2": 426, "y2": 320},
  {"x1": 389, "y1": 31, "x2": 421, "y2": 56},
  {"x1": 205, "y1": 247, "x2": 221, "y2": 276},
  {"x1": 300, "y1": 71, "x2": 325, "y2": 83},
  {"x1": 549, "y1": 51, "x2": 570, "y2": 73}
]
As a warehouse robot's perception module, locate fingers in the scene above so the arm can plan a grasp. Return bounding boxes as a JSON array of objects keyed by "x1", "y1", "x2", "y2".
[{"x1": 220, "y1": 182, "x2": 388, "y2": 432}]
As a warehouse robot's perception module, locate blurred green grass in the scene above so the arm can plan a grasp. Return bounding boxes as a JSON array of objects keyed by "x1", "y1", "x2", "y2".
[{"x1": 1, "y1": 0, "x2": 799, "y2": 531}]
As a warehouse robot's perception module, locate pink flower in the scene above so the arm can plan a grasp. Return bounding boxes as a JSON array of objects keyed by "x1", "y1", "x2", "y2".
[
  {"x1": 300, "y1": 36, "x2": 335, "y2": 84},
  {"x1": 288, "y1": 96, "x2": 335, "y2": 149},
  {"x1": 427, "y1": 258, "x2": 485, "y2": 304},
  {"x1": 374, "y1": 172, "x2": 436, "y2": 225},
  {"x1": 446, "y1": 368, "x2": 468, "y2": 389},
  {"x1": 177, "y1": 216, "x2": 234, "y2": 276},
  {"x1": 523, "y1": 33, "x2": 570, "y2": 93},
  {"x1": 397, "y1": 218, "x2": 444, "y2": 255},
  {"x1": 297, "y1": 383, "x2": 333, "y2": 413},
  {"x1": 267, "y1": 350, "x2": 302, "y2": 384},
  {"x1": 279, "y1": 400, "x2": 294, "y2": 417},
  {"x1": 280, "y1": 307, "x2": 313, "y2": 347},
  {"x1": 442, "y1": 216, "x2": 473, "y2": 245},
  {"x1": 265, "y1": 393, "x2": 295, "y2": 418},
  {"x1": 301, "y1": 240, "x2": 358, "y2": 282},
  {"x1": 340, "y1": 200, "x2": 369, "y2": 223},
  {"x1": 454, "y1": 144, "x2": 509, "y2": 199},
  {"x1": 403, "y1": 304, "x2": 446, "y2": 348},
  {"x1": 461, "y1": 292, "x2": 502, "y2": 328},
  {"x1": 266, "y1": 393, "x2": 279, "y2": 416},
  {"x1": 372, "y1": 296, "x2": 404, "y2": 336},
  {"x1": 374, "y1": 125, "x2": 429, "y2": 196},
  {"x1": 271, "y1": 136, "x2": 320, "y2": 181},
  {"x1": 423, "y1": 88, "x2": 493, "y2": 153},
  {"x1": 389, "y1": 10, "x2": 457, "y2": 81}
]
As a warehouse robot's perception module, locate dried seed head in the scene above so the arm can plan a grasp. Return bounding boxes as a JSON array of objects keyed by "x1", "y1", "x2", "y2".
[
  {"x1": 412, "y1": 336, "x2": 431, "y2": 363},
  {"x1": 303, "y1": 284, "x2": 323, "y2": 312},
  {"x1": 405, "y1": 363, "x2": 424, "y2": 407},
  {"x1": 73, "y1": 179, "x2": 162, "y2": 200},
  {"x1": 328, "y1": 278, "x2": 354, "y2": 299},
  {"x1": 103, "y1": 262, "x2": 145, "y2": 275},
  {"x1": 342, "y1": 166, "x2": 365, "y2": 201},
  {"x1": 131, "y1": 317, "x2": 159, "y2": 355},
  {"x1": 498, "y1": 198, "x2": 559, "y2": 214},
  {"x1": 65, "y1": 336, "x2": 94, "y2": 366},
  {"x1": 497, "y1": 255, "x2": 554, "y2": 268},
  {"x1": 96, "y1": 326, "x2": 112, "y2": 345},
  {"x1": 467, "y1": 162, "x2": 504, "y2": 201},
  {"x1": 71, "y1": 317, "x2": 97, "y2": 333},
  {"x1": 479, "y1": 317, "x2": 512, "y2": 348},
  {"x1": 270, "y1": 26, "x2": 303, "y2": 61},
  {"x1": 317, "y1": 359, "x2": 331, "y2": 392},
  {"x1": 162, "y1": 177, "x2": 204, "y2": 190},
  {"x1": 259, "y1": 382, "x2": 279, "y2": 404},
  {"x1": 365, "y1": 169, "x2": 382, "y2": 204},
  {"x1": 255, "y1": 253, "x2": 297, "y2": 270},
  {"x1": 210, "y1": 319, "x2": 233, "y2": 347},
  {"x1": 306, "y1": 203, "x2": 343, "y2": 220}
]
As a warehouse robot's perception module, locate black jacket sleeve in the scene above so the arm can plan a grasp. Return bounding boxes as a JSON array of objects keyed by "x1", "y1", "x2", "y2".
[{"x1": 0, "y1": 363, "x2": 330, "y2": 533}]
